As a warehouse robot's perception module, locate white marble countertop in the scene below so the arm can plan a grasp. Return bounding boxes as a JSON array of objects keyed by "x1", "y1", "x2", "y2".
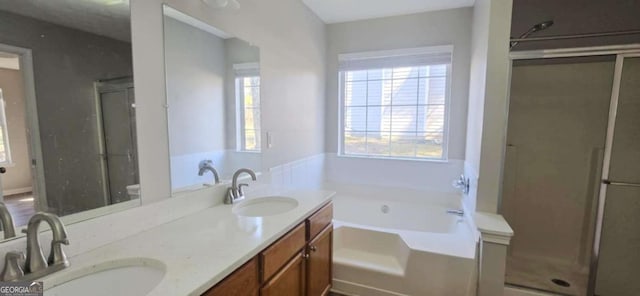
[{"x1": 41, "y1": 188, "x2": 335, "y2": 296}]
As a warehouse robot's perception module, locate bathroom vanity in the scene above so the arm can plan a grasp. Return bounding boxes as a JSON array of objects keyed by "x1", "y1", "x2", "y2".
[{"x1": 204, "y1": 202, "x2": 333, "y2": 296}]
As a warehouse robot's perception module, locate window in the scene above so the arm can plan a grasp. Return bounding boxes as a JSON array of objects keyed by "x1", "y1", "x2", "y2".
[
  {"x1": 338, "y1": 46, "x2": 452, "y2": 160},
  {"x1": 235, "y1": 63, "x2": 261, "y2": 152},
  {"x1": 0, "y1": 88, "x2": 12, "y2": 164}
]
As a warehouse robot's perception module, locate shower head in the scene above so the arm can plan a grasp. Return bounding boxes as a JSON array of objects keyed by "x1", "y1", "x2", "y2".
[
  {"x1": 510, "y1": 20, "x2": 555, "y2": 49},
  {"x1": 531, "y1": 20, "x2": 554, "y2": 33}
]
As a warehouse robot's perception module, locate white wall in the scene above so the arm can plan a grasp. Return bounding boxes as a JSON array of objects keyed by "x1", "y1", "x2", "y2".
[
  {"x1": 324, "y1": 8, "x2": 472, "y2": 190},
  {"x1": 131, "y1": 0, "x2": 326, "y2": 203},
  {"x1": 463, "y1": 0, "x2": 513, "y2": 213}
]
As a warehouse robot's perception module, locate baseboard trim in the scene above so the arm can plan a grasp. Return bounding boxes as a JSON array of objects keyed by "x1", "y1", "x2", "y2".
[{"x1": 2, "y1": 187, "x2": 33, "y2": 196}]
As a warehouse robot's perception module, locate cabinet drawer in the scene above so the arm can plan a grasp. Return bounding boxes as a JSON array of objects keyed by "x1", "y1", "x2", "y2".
[
  {"x1": 307, "y1": 202, "x2": 333, "y2": 240},
  {"x1": 261, "y1": 252, "x2": 306, "y2": 296},
  {"x1": 203, "y1": 257, "x2": 259, "y2": 296},
  {"x1": 261, "y1": 222, "x2": 306, "y2": 282}
]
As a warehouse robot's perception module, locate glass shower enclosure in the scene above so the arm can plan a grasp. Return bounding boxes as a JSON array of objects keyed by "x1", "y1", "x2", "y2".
[{"x1": 503, "y1": 48, "x2": 640, "y2": 296}]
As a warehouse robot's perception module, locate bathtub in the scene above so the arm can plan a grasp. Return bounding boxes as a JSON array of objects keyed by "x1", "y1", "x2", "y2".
[{"x1": 330, "y1": 184, "x2": 478, "y2": 296}]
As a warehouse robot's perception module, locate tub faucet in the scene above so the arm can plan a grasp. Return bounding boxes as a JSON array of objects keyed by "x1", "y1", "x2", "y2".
[
  {"x1": 198, "y1": 160, "x2": 220, "y2": 184},
  {"x1": 0, "y1": 202, "x2": 16, "y2": 239},
  {"x1": 447, "y1": 209, "x2": 465, "y2": 217},
  {"x1": 226, "y1": 168, "x2": 257, "y2": 204}
]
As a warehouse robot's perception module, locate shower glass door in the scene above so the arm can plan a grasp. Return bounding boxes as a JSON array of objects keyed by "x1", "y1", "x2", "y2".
[
  {"x1": 503, "y1": 56, "x2": 616, "y2": 295},
  {"x1": 595, "y1": 56, "x2": 640, "y2": 296}
]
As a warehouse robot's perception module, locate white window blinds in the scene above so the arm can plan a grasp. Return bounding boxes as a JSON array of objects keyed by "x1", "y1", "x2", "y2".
[{"x1": 338, "y1": 46, "x2": 452, "y2": 160}]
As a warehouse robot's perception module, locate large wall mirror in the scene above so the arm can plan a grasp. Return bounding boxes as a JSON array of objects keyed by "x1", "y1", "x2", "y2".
[
  {"x1": 163, "y1": 6, "x2": 262, "y2": 194},
  {"x1": 0, "y1": 0, "x2": 139, "y2": 240}
]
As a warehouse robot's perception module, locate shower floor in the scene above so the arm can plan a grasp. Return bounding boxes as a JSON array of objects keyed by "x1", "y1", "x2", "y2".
[{"x1": 506, "y1": 255, "x2": 589, "y2": 295}]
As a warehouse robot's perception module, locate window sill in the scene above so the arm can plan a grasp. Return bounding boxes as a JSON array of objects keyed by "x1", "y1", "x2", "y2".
[
  {"x1": 0, "y1": 162, "x2": 15, "y2": 168},
  {"x1": 336, "y1": 153, "x2": 449, "y2": 164},
  {"x1": 235, "y1": 150, "x2": 261, "y2": 154}
]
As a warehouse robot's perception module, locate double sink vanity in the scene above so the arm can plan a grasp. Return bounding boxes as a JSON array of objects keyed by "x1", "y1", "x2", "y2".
[{"x1": 12, "y1": 186, "x2": 334, "y2": 295}]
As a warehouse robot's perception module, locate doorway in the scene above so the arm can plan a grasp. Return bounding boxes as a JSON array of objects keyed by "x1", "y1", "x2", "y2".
[
  {"x1": 94, "y1": 78, "x2": 138, "y2": 205},
  {"x1": 0, "y1": 49, "x2": 38, "y2": 226}
]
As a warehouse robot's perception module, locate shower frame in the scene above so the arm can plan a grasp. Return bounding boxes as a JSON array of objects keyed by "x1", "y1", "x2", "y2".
[{"x1": 507, "y1": 43, "x2": 640, "y2": 296}]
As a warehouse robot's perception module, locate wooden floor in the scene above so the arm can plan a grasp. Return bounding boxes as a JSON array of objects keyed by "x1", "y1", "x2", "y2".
[{"x1": 3, "y1": 192, "x2": 36, "y2": 227}]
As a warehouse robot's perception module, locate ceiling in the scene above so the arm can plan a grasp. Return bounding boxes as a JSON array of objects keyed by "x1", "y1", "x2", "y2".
[
  {"x1": 302, "y1": 0, "x2": 475, "y2": 24},
  {"x1": 0, "y1": 0, "x2": 131, "y2": 42}
]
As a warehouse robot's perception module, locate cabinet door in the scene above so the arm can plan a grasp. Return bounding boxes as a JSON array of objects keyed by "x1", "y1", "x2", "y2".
[
  {"x1": 307, "y1": 225, "x2": 333, "y2": 296},
  {"x1": 261, "y1": 252, "x2": 306, "y2": 296},
  {"x1": 203, "y1": 258, "x2": 259, "y2": 296}
]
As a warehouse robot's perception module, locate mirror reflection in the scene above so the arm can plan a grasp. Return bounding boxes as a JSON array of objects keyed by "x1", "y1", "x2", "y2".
[
  {"x1": 0, "y1": 0, "x2": 139, "y2": 237},
  {"x1": 163, "y1": 6, "x2": 262, "y2": 193}
]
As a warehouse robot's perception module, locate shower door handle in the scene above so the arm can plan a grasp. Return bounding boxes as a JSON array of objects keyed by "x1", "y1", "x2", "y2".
[{"x1": 602, "y1": 180, "x2": 640, "y2": 188}]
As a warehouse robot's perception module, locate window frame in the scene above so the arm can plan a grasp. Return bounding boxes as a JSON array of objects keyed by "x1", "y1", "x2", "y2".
[
  {"x1": 0, "y1": 88, "x2": 13, "y2": 166},
  {"x1": 337, "y1": 46, "x2": 453, "y2": 162},
  {"x1": 234, "y1": 63, "x2": 261, "y2": 153}
]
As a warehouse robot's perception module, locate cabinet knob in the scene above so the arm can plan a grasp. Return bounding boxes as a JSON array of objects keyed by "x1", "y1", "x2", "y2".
[
  {"x1": 0, "y1": 167, "x2": 5, "y2": 174},
  {"x1": 310, "y1": 245, "x2": 317, "y2": 252},
  {"x1": 302, "y1": 253, "x2": 310, "y2": 259}
]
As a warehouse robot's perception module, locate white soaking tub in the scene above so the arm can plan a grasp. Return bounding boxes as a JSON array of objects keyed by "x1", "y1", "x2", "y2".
[{"x1": 330, "y1": 184, "x2": 478, "y2": 296}]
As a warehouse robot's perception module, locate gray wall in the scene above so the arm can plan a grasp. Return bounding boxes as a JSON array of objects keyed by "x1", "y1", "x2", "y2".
[
  {"x1": 511, "y1": 0, "x2": 640, "y2": 51},
  {"x1": 165, "y1": 17, "x2": 226, "y2": 156},
  {"x1": 0, "y1": 11, "x2": 133, "y2": 215},
  {"x1": 0, "y1": 68, "x2": 31, "y2": 194},
  {"x1": 131, "y1": 0, "x2": 327, "y2": 203}
]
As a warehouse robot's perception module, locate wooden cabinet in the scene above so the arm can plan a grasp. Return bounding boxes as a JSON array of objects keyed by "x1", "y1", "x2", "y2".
[
  {"x1": 202, "y1": 201, "x2": 333, "y2": 296},
  {"x1": 307, "y1": 224, "x2": 333, "y2": 296},
  {"x1": 261, "y1": 252, "x2": 306, "y2": 296},
  {"x1": 203, "y1": 257, "x2": 259, "y2": 296},
  {"x1": 307, "y1": 203, "x2": 333, "y2": 240},
  {"x1": 261, "y1": 223, "x2": 306, "y2": 282}
]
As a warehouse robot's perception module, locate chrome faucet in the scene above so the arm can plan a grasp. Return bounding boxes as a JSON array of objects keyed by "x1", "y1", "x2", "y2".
[
  {"x1": 226, "y1": 168, "x2": 257, "y2": 204},
  {"x1": 1, "y1": 212, "x2": 70, "y2": 281},
  {"x1": 0, "y1": 202, "x2": 16, "y2": 239},
  {"x1": 198, "y1": 160, "x2": 220, "y2": 184},
  {"x1": 446, "y1": 209, "x2": 465, "y2": 217}
]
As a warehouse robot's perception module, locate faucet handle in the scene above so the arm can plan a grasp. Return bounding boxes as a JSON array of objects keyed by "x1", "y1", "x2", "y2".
[
  {"x1": 238, "y1": 183, "x2": 249, "y2": 196},
  {"x1": 1, "y1": 251, "x2": 25, "y2": 281}
]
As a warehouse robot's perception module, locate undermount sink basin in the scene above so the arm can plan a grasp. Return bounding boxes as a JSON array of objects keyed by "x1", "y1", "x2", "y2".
[
  {"x1": 46, "y1": 258, "x2": 165, "y2": 296},
  {"x1": 233, "y1": 196, "x2": 299, "y2": 217}
]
